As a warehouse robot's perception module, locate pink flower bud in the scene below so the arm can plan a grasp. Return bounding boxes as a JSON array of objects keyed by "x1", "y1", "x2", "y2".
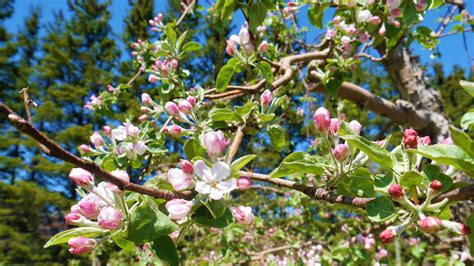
[
  {"x1": 232, "y1": 206, "x2": 254, "y2": 225},
  {"x1": 415, "y1": 0, "x2": 426, "y2": 12},
  {"x1": 139, "y1": 114, "x2": 148, "y2": 122},
  {"x1": 103, "y1": 126, "x2": 112, "y2": 136},
  {"x1": 258, "y1": 41, "x2": 269, "y2": 52},
  {"x1": 370, "y1": 16, "x2": 381, "y2": 25},
  {"x1": 391, "y1": 8, "x2": 401, "y2": 18},
  {"x1": 243, "y1": 43, "x2": 255, "y2": 55},
  {"x1": 69, "y1": 168, "x2": 94, "y2": 187},
  {"x1": 170, "y1": 59, "x2": 179, "y2": 69},
  {"x1": 203, "y1": 130, "x2": 228, "y2": 156},
  {"x1": 98, "y1": 207, "x2": 122, "y2": 230},
  {"x1": 169, "y1": 231, "x2": 180, "y2": 241},
  {"x1": 374, "y1": 140, "x2": 386, "y2": 147},
  {"x1": 418, "y1": 136, "x2": 431, "y2": 146},
  {"x1": 148, "y1": 19, "x2": 156, "y2": 26},
  {"x1": 78, "y1": 195, "x2": 100, "y2": 219},
  {"x1": 403, "y1": 128, "x2": 418, "y2": 149},
  {"x1": 165, "y1": 199, "x2": 193, "y2": 220},
  {"x1": 140, "y1": 106, "x2": 150, "y2": 113},
  {"x1": 429, "y1": 180, "x2": 442, "y2": 192},
  {"x1": 239, "y1": 26, "x2": 250, "y2": 46},
  {"x1": 148, "y1": 75, "x2": 159, "y2": 83},
  {"x1": 237, "y1": 176, "x2": 253, "y2": 190},
  {"x1": 155, "y1": 60, "x2": 163, "y2": 68},
  {"x1": 186, "y1": 96, "x2": 196, "y2": 107},
  {"x1": 388, "y1": 184, "x2": 404, "y2": 199},
  {"x1": 141, "y1": 93, "x2": 152, "y2": 105},
  {"x1": 226, "y1": 44, "x2": 234, "y2": 55},
  {"x1": 379, "y1": 24, "x2": 386, "y2": 36},
  {"x1": 333, "y1": 144, "x2": 349, "y2": 161},
  {"x1": 178, "y1": 99, "x2": 193, "y2": 113},
  {"x1": 329, "y1": 118, "x2": 340, "y2": 134},
  {"x1": 65, "y1": 212, "x2": 83, "y2": 225},
  {"x1": 165, "y1": 101, "x2": 180, "y2": 116},
  {"x1": 349, "y1": 120, "x2": 362, "y2": 135},
  {"x1": 379, "y1": 227, "x2": 397, "y2": 243},
  {"x1": 313, "y1": 107, "x2": 331, "y2": 131},
  {"x1": 155, "y1": 13, "x2": 164, "y2": 22},
  {"x1": 419, "y1": 216, "x2": 442, "y2": 234},
  {"x1": 260, "y1": 89, "x2": 273, "y2": 107},
  {"x1": 161, "y1": 64, "x2": 169, "y2": 76},
  {"x1": 179, "y1": 160, "x2": 194, "y2": 174},
  {"x1": 68, "y1": 237, "x2": 97, "y2": 255},
  {"x1": 164, "y1": 125, "x2": 183, "y2": 137},
  {"x1": 441, "y1": 137, "x2": 453, "y2": 145},
  {"x1": 90, "y1": 132, "x2": 104, "y2": 148},
  {"x1": 167, "y1": 168, "x2": 192, "y2": 191},
  {"x1": 79, "y1": 144, "x2": 91, "y2": 153},
  {"x1": 333, "y1": 16, "x2": 342, "y2": 25}
]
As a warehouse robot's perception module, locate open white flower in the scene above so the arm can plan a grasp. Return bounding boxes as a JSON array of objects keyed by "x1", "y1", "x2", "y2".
[{"x1": 193, "y1": 160, "x2": 236, "y2": 200}]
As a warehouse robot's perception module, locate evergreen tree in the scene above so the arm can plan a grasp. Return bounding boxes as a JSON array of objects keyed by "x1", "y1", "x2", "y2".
[{"x1": 35, "y1": 0, "x2": 119, "y2": 196}]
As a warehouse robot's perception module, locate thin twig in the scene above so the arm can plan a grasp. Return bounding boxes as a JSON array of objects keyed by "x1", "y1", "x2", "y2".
[
  {"x1": 176, "y1": 0, "x2": 195, "y2": 26},
  {"x1": 226, "y1": 126, "x2": 244, "y2": 164}
]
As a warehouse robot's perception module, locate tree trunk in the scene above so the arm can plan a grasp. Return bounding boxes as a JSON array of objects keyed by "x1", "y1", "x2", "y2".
[{"x1": 382, "y1": 41, "x2": 451, "y2": 143}]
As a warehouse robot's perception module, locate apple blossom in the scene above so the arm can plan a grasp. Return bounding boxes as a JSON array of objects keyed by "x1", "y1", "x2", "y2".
[
  {"x1": 329, "y1": 118, "x2": 340, "y2": 134},
  {"x1": 349, "y1": 120, "x2": 362, "y2": 135},
  {"x1": 379, "y1": 227, "x2": 397, "y2": 243},
  {"x1": 388, "y1": 184, "x2": 404, "y2": 199},
  {"x1": 194, "y1": 160, "x2": 236, "y2": 200},
  {"x1": 313, "y1": 107, "x2": 331, "y2": 131},
  {"x1": 236, "y1": 176, "x2": 253, "y2": 190},
  {"x1": 148, "y1": 74, "x2": 159, "y2": 83},
  {"x1": 124, "y1": 123, "x2": 140, "y2": 138},
  {"x1": 98, "y1": 206, "x2": 123, "y2": 230},
  {"x1": 165, "y1": 101, "x2": 180, "y2": 116},
  {"x1": 141, "y1": 93, "x2": 152, "y2": 104},
  {"x1": 232, "y1": 206, "x2": 254, "y2": 225},
  {"x1": 178, "y1": 99, "x2": 193, "y2": 113},
  {"x1": 370, "y1": 16, "x2": 381, "y2": 25},
  {"x1": 418, "y1": 136, "x2": 431, "y2": 146},
  {"x1": 90, "y1": 132, "x2": 104, "y2": 147},
  {"x1": 168, "y1": 168, "x2": 193, "y2": 191},
  {"x1": 68, "y1": 237, "x2": 97, "y2": 255},
  {"x1": 165, "y1": 199, "x2": 193, "y2": 220},
  {"x1": 179, "y1": 159, "x2": 194, "y2": 175},
  {"x1": 419, "y1": 216, "x2": 442, "y2": 234},
  {"x1": 164, "y1": 125, "x2": 184, "y2": 137},
  {"x1": 260, "y1": 89, "x2": 272, "y2": 107},
  {"x1": 356, "y1": 10, "x2": 372, "y2": 23},
  {"x1": 65, "y1": 212, "x2": 83, "y2": 225},
  {"x1": 79, "y1": 144, "x2": 91, "y2": 153},
  {"x1": 103, "y1": 125, "x2": 112, "y2": 136},
  {"x1": 203, "y1": 130, "x2": 227, "y2": 156},
  {"x1": 170, "y1": 59, "x2": 179, "y2": 69},
  {"x1": 111, "y1": 126, "x2": 127, "y2": 141},
  {"x1": 239, "y1": 26, "x2": 250, "y2": 47},
  {"x1": 258, "y1": 40, "x2": 269, "y2": 52},
  {"x1": 186, "y1": 96, "x2": 196, "y2": 107},
  {"x1": 333, "y1": 144, "x2": 349, "y2": 161},
  {"x1": 69, "y1": 168, "x2": 94, "y2": 187}
]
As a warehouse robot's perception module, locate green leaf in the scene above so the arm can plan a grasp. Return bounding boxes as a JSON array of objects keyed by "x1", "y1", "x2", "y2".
[
  {"x1": 258, "y1": 61, "x2": 273, "y2": 83},
  {"x1": 151, "y1": 236, "x2": 179, "y2": 266},
  {"x1": 165, "y1": 24, "x2": 177, "y2": 48},
  {"x1": 194, "y1": 205, "x2": 233, "y2": 228},
  {"x1": 216, "y1": 64, "x2": 236, "y2": 92},
  {"x1": 248, "y1": 2, "x2": 267, "y2": 33},
  {"x1": 340, "y1": 168, "x2": 375, "y2": 198},
  {"x1": 411, "y1": 144, "x2": 474, "y2": 177},
  {"x1": 184, "y1": 138, "x2": 206, "y2": 159},
  {"x1": 231, "y1": 154, "x2": 257, "y2": 172},
  {"x1": 461, "y1": 109, "x2": 474, "y2": 131},
  {"x1": 235, "y1": 102, "x2": 257, "y2": 117},
  {"x1": 205, "y1": 200, "x2": 226, "y2": 218},
  {"x1": 400, "y1": 170, "x2": 424, "y2": 189},
  {"x1": 325, "y1": 77, "x2": 343, "y2": 96},
  {"x1": 182, "y1": 41, "x2": 202, "y2": 53},
  {"x1": 112, "y1": 232, "x2": 136, "y2": 252},
  {"x1": 460, "y1": 80, "x2": 474, "y2": 97},
  {"x1": 467, "y1": 213, "x2": 474, "y2": 256},
  {"x1": 176, "y1": 31, "x2": 187, "y2": 50},
  {"x1": 341, "y1": 135, "x2": 396, "y2": 169},
  {"x1": 338, "y1": 121, "x2": 355, "y2": 136},
  {"x1": 221, "y1": 0, "x2": 237, "y2": 20},
  {"x1": 391, "y1": 146, "x2": 409, "y2": 173},
  {"x1": 267, "y1": 124, "x2": 286, "y2": 152},
  {"x1": 449, "y1": 126, "x2": 474, "y2": 157},
  {"x1": 270, "y1": 152, "x2": 325, "y2": 178},
  {"x1": 366, "y1": 196, "x2": 397, "y2": 222},
  {"x1": 126, "y1": 196, "x2": 178, "y2": 244},
  {"x1": 209, "y1": 108, "x2": 240, "y2": 122},
  {"x1": 44, "y1": 227, "x2": 107, "y2": 248},
  {"x1": 374, "y1": 172, "x2": 396, "y2": 192}
]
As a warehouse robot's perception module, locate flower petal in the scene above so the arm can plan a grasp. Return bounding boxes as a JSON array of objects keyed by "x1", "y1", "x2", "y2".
[
  {"x1": 195, "y1": 181, "x2": 211, "y2": 195},
  {"x1": 217, "y1": 179, "x2": 236, "y2": 193},
  {"x1": 209, "y1": 188, "x2": 223, "y2": 200},
  {"x1": 193, "y1": 160, "x2": 209, "y2": 178},
  {"x1": 211, "y1": 162, "x2": 230, "y2": 182}
]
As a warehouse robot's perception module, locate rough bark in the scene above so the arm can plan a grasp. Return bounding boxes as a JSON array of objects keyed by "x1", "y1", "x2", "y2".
[{"x1": 382, "y1": 42, "x2": 451, "y2": 142}]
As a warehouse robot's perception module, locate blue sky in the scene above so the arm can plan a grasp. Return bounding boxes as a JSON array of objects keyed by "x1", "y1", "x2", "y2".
[{"x1": 4, "y1": 1, "x2": 473, "y2": 74}]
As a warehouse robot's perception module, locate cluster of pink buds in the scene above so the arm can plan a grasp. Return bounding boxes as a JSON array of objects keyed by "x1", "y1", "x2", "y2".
[
  {"x1": 148, "y1": 13, "x2": 164, "y2": 32},
  {"x1": 226, "y1": 25, "x2": 255, "y2": 56},
  {"x1": 66, "y1": 168, "x2": 129, "y2": 254},
  {"x1": 84, "y1": 94, "x2": 103, "y2": 111},
  {"x1": 402, "y1": 128, "x2": 431, "y2": 149}
]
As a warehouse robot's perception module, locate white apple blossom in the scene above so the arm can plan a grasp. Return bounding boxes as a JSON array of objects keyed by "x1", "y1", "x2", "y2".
[{"x1": 193, "y1": 160, "x2": 236, "y2": 200}]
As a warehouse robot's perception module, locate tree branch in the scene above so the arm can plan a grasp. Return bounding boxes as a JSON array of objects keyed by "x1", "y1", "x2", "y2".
[{"x1": 0, "y1": 102, "x2": 192, "y2": 201}]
